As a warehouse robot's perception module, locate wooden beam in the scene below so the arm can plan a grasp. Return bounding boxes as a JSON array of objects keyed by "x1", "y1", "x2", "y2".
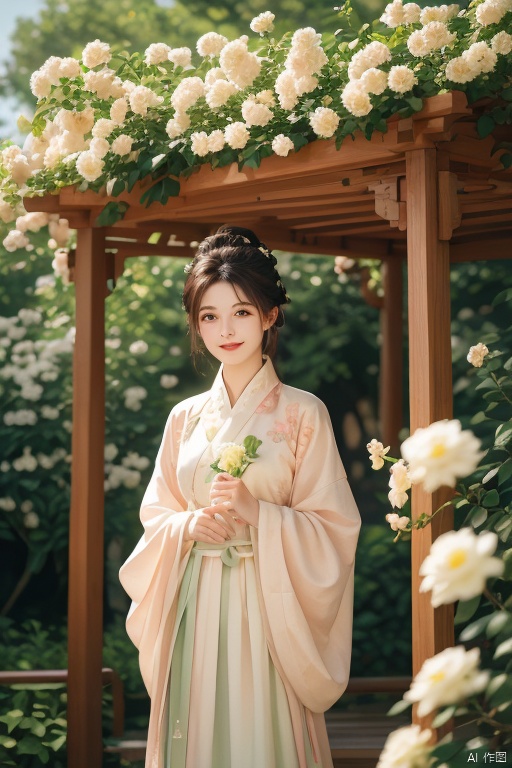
[
  {"x1": 380, "y1": 257, "x2": 404, "y2": 453},
  {"x1": 67, "y1": 227, "x2": 107, "y2": 768},
  {"x1": 405, "y1": 148, "x2": 454, "y2": 720},
  {"x1": 450, "y1": 236, "x2": 512, "y2": 262}
]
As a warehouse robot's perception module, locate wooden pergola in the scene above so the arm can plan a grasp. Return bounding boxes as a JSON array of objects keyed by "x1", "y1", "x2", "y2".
[{"x1": 25, "y1": 90, "x2": 512, "y2": 767}]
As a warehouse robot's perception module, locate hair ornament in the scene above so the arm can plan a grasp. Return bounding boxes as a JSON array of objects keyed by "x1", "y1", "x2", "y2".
[{"x1": 184, "y1": 261, "x2": 194, "y2": 274}]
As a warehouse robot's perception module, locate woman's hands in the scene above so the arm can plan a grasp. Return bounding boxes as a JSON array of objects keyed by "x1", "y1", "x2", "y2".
[
  {"x1": 209, "y1": 473, "x2": 260, "y2": 528},
  {"x1": 185, "y1": 503, "x2": 236, "y2": 544}
]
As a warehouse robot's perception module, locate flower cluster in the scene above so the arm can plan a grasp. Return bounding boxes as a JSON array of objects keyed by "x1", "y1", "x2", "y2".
[
  {"x1": 0, "y1": 2, "x2": 510, "y2": 249},
  {"x1": 209, "y1": 435, "x2": 262, "y2": 479}
]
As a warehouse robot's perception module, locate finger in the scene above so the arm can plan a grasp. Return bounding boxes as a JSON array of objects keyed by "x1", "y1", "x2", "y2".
[
  {"x1": 212, "y1": 511, "x2": 236, "y2": 535},
  {"x1": 198, "y1": 523, "x2": 229, "y2": 542}
]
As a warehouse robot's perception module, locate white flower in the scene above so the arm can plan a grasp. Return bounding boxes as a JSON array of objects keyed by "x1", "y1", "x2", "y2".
[
  {"x1": 83, "y1": 69, "x2": 124, "y2": 100},
  {"x1": 110, "y1": 98, "x2": 128, "y2": 124},
  {"x1": 380, "y1": 0, "x2": 421, "y2": 26},
  {"x1": 129, "y1": 85, "x2": 164, "y2": 116},
  {"x1": 334, "y1": 256, "x2": 355, "y2": 274},
  {"x1": 18, "y1": 309, "x2": 42, "y2": 326},
  {"x1": 160, "y1": 374, "x2": 179, "y2": 389},
  {"x1": 464, "y1": 41, "x2": 497, "y2": 73},
  {"x1": 129, "y1": 340, "x2": 148, "y2": 355},
  {"x1": 420, "y1": 4, "x2": 459, "y2": 23},
  {"x1": 104, "y1": 444, "x2": 118, "y2": 462},
  {"x1": 92, "y1": 119, "x2": 116, "y2": 139},
  {"x1": 3, "y1": 230, "x2": 30, "y2": 253},
  {"x1": 291, "y1": 27, "x2": 321, "y2": 48},
  {"x1": 52, "y1": 249, "x2": 70, "y2": 282},
  {"x1": 476, "y1": 0, "x2": 511, "y2": 26},
  {"x1": 224, "y1": 122, "x2": 250, "y2": 150},
  {"x1": 122, "y1": 452, "x2": 151, "y2": 471},
  {"x1": 388, "y1": 65, "x2": 418, "y2": 93},
  {"x1": 388, "y1": 459, "x2": 411, "y2": 508},
  {"x1": 256, "y1": 90, "x2": 276, "y2": 106},
  {"x1": 272, "y1": 135, "x2": 295, "y2": 157},
  {"x1": 21, "y1": 500, "x2": 33, "y2": 514},
  {"x1": 419, "y1": 21, "x2": 457, "y2": 53},
  {"x1": 403, "y1": 2, "x2": 422, "y2": 22},
  {"x1": 196, "y1": 32, "x2": 229, "y2": 58},
  {"x1": 82, "y1": 39, "x2": 111, "y2": 68},
  {"x1": 21, "y1": 382, "x2": 43, "y2": 401},
  {"x1": 467, "y1": 342, "x2": 489, "y2": 367},
  {"x1": 30, "y1": 69, "x2": 53, "y2": 99},
  {"x1": 24, "y1": 511, "x2": 40, "y2": 529},
  {"x1": 76, "y1": 151, "x2": 104, "y2": 182},
  {"x1": 400, "y1": 419, "x2": 483, "y2": 493},
  {"x1": 207, "y1": 130, "x2": 225, "y2": 153},
  {"x1": 144, "y1": 42, "x2": 171, "y2": 66},
  {"x1": 168, "y1": 47, "x2": 192, "y2": 68},
  {"x1": 385, "y1": 512, "x2": 410, "y2": 530},
  {"x1": 55, "y1": 107, "x2": 95, "y2": 135},
  {"x1": 41, "y1": 405, "x2": 60, "y2": 419},
  {"x1": 111, "y1": 134, "x2": 133, "y2": 156},
  {"x1": 404, "y1": 646, "x2": 489, "y2": 716},
  {"x1": 171, "y1": 77, "x2": 205, "y2": 113},
  {"x1": 0, "y1": 498, "x2": 16, "y2": 512},
  {"x1": 205, "y1": 79, "x2": 238, "y2": 108},
  {"x1": 491, "y1": 30, "x2": 512, "y2": 54},
  {"x1": 10, "y1": 156, "x2": 32, "y2": 186},
  {"x1": 165, "y1": 113, "x2": 191, "y2": 139},
  {"x1": 377, "y1": 725, "x2": 432, "y2": 768},
  {"x1": 275, "y1": 71, "x2": 299, "y2": 110},
  {"x1": 241, "y1": 98, "x2": 273, "y2": 127},
  {"x1": 59, "y1": 57, "x2": 81, "y2": 79},
  {"x1": 366, "y1": 439, "x2": 391, "y2": 470},
  {"x1": 90, "y1": 137, "x2": 110, "y2": 159},
  {"x1": 4, "y1": 409, "x2": 38, "y2": 426},
  {"x1": 286, "y1": 45, "x2": 327, "y2": 80},
  {"x1": 360, "y1": 68, "x2": 388, "y2": 95},
  {"x1": 419, "y1": 528, "x2": 504, "y2": 607},
  {"x1": 218, "y1": 443, "x2": 247, "y2": 473},
  {"x1": 250, "y1": 11, "x2": 275, "y2": 34},
  {"x1": 445, "y1": 56, "x2": 477, "y2": 83},
  {"x1": 190, "y1": 132, "x2": 210, "y2": 157},
  {"x1": 407, "y1": 29, "x2": 432, "y2": 57},
  {"x1": 341, "y1": 82, "x2": 372, "y2": 118},
  {"x1": 0, "y1": 198, "x2": 17, "y2": 224},
  {"x1": 348, "y1": 41, "x2": 391, "y2": 79},
  {"x1": 124, "y1": 386, "x2": 148, "y2": 411},
  {"x1": 220, "y1": 37, "x2": 262, "y2": 88},
  {"x1": 13, "y1": 447, "x2": 38, "y2": 472},
  {"x1": 309, "y1": 107, "x2": 340, "y2": 138},
  {"x1": 16, "y1": 212, "x2": 49, "y2": 233},
  {"x1": 205, "y1": 68, "x2": 226, "y2": 87}
]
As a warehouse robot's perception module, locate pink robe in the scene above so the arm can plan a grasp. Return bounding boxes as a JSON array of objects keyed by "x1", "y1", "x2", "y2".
[{"x1": 119, "y1": 357, "x2": 361, "y2": 768}]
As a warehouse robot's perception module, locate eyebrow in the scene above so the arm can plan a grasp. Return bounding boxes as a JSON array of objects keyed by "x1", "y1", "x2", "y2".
[{"x1": 199, "y1": 301, "x2": 254, "y2": 311}]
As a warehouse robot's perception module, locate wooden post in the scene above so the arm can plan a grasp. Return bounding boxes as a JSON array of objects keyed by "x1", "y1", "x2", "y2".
[
  {"x1": 405, "y1": 150, "x2": 454, "y2": 697},
  {"x1": 67, "y1": 227, "x2": 106, "y2": 767},
  {"x1": 380, "y1": 257, "x2": 404, "y2": 453}
]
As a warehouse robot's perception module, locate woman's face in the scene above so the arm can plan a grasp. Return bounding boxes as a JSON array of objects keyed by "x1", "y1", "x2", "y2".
[{"x1": 197, "y1": 281, "x2": 276, "y2": 369}]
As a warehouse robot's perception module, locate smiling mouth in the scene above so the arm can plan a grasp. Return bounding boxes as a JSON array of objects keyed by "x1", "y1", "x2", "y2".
[{"x1": 220, "y1": 342, "x2": 243, "y2": 350}]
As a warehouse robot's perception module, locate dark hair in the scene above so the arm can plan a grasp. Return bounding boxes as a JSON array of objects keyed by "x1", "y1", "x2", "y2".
[{"x1": 182, "y1": 224, "x2": 290, "y2": 359}]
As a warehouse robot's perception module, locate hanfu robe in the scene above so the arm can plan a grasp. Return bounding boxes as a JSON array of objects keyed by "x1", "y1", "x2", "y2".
[{"x1": 119, "y1": 356, "x2": 361, "y2": 768}]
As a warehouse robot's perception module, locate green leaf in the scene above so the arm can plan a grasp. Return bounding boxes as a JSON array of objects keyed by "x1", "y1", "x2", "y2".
[
  {"x1": 0, "y1": 735, "x2": 16, "y2": 748},
  {"x1": 494, "y1": 636, "x2": 512, "y2": 659},
  {"x1": 95, "y1": 201, "x2": 129, "y2": 227},
  {"x1": 454, "y1": 594, "x2": 480, "y2": 625},
  {"x1": 502, "y1": 549, "x2": 512, "y2": 580},
  {"x1": 243, "y1": 435, "x2": 262, "y2": 458},
  {"x1": 111, "y1": 178, "x2": 125, "y2": 197},
  {"x1": 487, "y1": 610, "x2": 512, "y2": 637},
  {"x1": 488, "y1": 674, "x2": 512, "y2": 706},
  {"x1": 431, "y1": 739, "x2": 464, "y2": 762},
  {"x1": 387, "y1": 698, "x2": 411, "y2": 716},
  {"x1": 432, "y1": 705, "x2": 456, "y2": 728},
  {"x1": 482, "y1": 489, "x2": 500, "y2": 508},
  {"x1": 482, "y1": 465, "x2": 500, "y2": 484},
  {"x1": 477, "y1": 114, "x2": 495, "y2": 138},
  {"x1": 459, "y1": 612, "x2": 493, "y2": 641},
  {"x1": 406, "y1": 96, "x2": 424, "y2": 112}
]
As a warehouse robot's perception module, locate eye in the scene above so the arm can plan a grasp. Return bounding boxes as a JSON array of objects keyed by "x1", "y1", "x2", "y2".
[
  {"x1": 235, "y1": 309, "x2": 250, "y2": 316},
  {"x1": 200, "y1": 313, "x2": 216, "y2": 322}
]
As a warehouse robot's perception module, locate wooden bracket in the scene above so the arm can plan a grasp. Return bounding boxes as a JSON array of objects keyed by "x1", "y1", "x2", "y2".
[
  {"x1": 438, "y1": 171, "x2": 462, "y2": 240},
  {"x1": 368, "y1": 178, "x2": 407, "y2": 231}
]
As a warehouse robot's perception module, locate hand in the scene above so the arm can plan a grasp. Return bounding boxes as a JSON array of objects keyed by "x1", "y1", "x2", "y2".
[
  {"x1": 209, "y1": 473, "x2": 260, "y2": 528},
  {"x1": 185, "y1": 503, "x2": 236, "y2": 544}
]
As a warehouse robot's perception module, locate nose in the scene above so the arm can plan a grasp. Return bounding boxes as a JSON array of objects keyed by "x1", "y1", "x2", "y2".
[{"x1": 220, "y1": 319, "x2": 234, "y2": 338}]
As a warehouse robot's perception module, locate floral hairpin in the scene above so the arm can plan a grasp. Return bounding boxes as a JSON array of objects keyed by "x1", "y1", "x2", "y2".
[
  {"x1": 258, "y1": 245, "x2": 271, "y2": 258},
  {"x1": 184, "y1": 262, "x2": 194, "y2": 274}
]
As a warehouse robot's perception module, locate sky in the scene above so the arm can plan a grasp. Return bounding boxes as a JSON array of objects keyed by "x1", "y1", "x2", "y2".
[{"x1": 1, "y1": 0, "x2": 46, "y2": 140}]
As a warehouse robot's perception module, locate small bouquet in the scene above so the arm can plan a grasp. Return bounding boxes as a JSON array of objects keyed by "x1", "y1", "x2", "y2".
[{"x1": 207, "y1": 435, "x2": 262, "y2": 481}]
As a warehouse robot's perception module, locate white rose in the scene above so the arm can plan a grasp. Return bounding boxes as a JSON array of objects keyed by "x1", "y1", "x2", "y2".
[
  {"x1": 110, "y1": 98, "x2": 128, "y2": 124},
  {"x1": 366, "y1": 439, "x2": 390, "y2": 470},
  {"x1": 160, "y1": 374, "x2": 179, "y2": 389},
  {"x1": 272, "y1": 134, "x2": 295, "y2": 157},
  {"x1": 403, "y1": 2, "x2": 422, "y2": 22},
  {"x1": 341, "y1": 82, "x2": 372, "y2": 118},
  {"x1": 388, "y1": 459, "x2": 411, "y2": 508},
  {"x1": 76, "y1": 151, "x2": 104, "y2": 182},
  {"x1": 291, "y1": 27, "x2": 321, "y2": 49},
  {"x1": 400, "y1": 418, "x2": 483, "y2": 493},
  {"x1": 18, "y1": 309, "x2": 42, "y2": 326},
  {"x1": 224, "y1": 122, "x2": 250, "y2": 150},
  {"x1": 295, "y1": 74, "x2": 319, "y2": 96},
  {"x1": 196, "y1": 32, "x2": 229, "y2": 58},
  {"x1": 360, "y1": 68, "x2": 388, "y2": 95},
  {"x1": 3, "y1": 230, "x2": 30, "y2": 253},
  {"x1": 286, "y1": 46, "x2": 327, "y2": 79},
  {"x1": 419, "y1": 527, "x2": 504, "y2": 607},
  {"x1": 191, "y1": 132, "x2": 210, "y2": 157},
  {"x1": 310, "y1": 107, "x2": 340, "y2": 138},
  {"x1": 104, "y1": 444, "x2": 118, "y2": 462},
  {"x1": 13, "y1": 447, "x2": 38, "y2": 472},
  {"x1": 122, "y1": 452, "x2": 151, "y2": 470},
  {"x1": 207, "y1": 130, "x2": 225, "y2": 153},
  {"x1": 129, "y1": 85, "x2": 164, "y2": 116},
  {"x1": 10, "y1": 156, "x2": 32, "y2": 186},
  {"x1": 168, "y1": 47, "x2": 192, "y2": 68},
  {"x1": 250, "y1": 11, "x2": 275, "y2": 34},
  {"x1": 256, "y1": 90, "x2": 276, "y2": 106},
  {"x1": 476, "y1": 0, "x2": 509, "y2": 25},
  {"x1": 491, "y1": 30, "x2": 512, "y2": 54},
  {"x1": 275, "y1": 71, "x2": 298, "y2": 110},
  {"x1": 380, "y1": 0, "x2": 407, "y2": 27},
  {"x1": 92, "y1": 118, "x2": 116, "y2": 139},
  {"x1": 166, "y1": 113, "x2": 191, "y2": 139},
  {"x1": 55, "y1": 107, "x2": 95, "y2": 134},
  {"x1": 422, "y1": 21, "x2": 457, "y2": 51},
  {"x1": 464, "y1": 41, "x2": 497, "y2": 73},
  {"x1": 388, "y1": 65, "x2": 418, "y2": 93},
  {"x1": 385, "y1": 512, "x2": 409, "y2": 530},
  {"x1": 90, "y1": 137, "x2": 110, "y2": 159},
  {"x1": 420, "y1": 4, "x2": 459, "y2": 23},
  {"x1": 404, "y1": 646, "x2": 490, "y2": 716},
  {"x1": 206, "y1": 79, "x2": 238, "y2": 109},
  {"x1": 467, "y1": 342, "x2": 489, "y2": 367},
  {"x1": 377, "y1": 725, "x2": 432, "y2": 768},
  {"x1": 111, "y1": 134, "x2": 134, "y2": 156},
  {"x1": 122, "y1": 469, "x2": 141, "y2": 489},
  {"x1": 205, "y1": 68, "x2": 226, "y2": 87},
  {"x1": 16, "y1": 212, "x2": 49, "y2": 233},
  {"x1": 171, "y1": 77, "x2": 205, "y2": 112},
  {"x1": 30, "y1": 69, "x2": 52, "y2": 99},
  {"x1": 41, "y1": 405, "x2": 60, "y2": 419},
  {"x1": 0, "y1": 199, "x2": 17, "y2": 224},
  {"x1": 241, "y1": 99, "x2": 273, "y2": 127},
  {"x1": 83, "y1": 69, "x2": 124, "y2": 100},
  {"x1": 144, "y1": 43, "x2": 171, "y2": 66},
  {"x1": 21, "y1": 382, "x2": 43, "y2": 401},
  {"x1": 445, "y1": 56, "x2": 477, "y2": 83},
  {"x1": 129, "y1": 340, "x2": 148, "y2": 355},
  {"x1": 59, "y1": 57, "x2": 81, "y2": 79},
  {"x1": 82, "y1": 39, "x2": 111, "y2": 69},
  {"x1": 220, "y1": 37, "x2": 262, "y2": 88},
  {"x1": 218, "y1": 443, "x2": 247, "y2": 474},
  {"x1": 407, "y1": 29, "x2": 431, "y2": 57},
  {"x1": 0, "y1": 498, "x2": 16, "y2": 512}
]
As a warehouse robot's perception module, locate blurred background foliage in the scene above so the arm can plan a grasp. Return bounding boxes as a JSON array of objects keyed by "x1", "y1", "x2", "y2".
[{"x1": 0, "y1": 0, "x2": 511, "y2": 759}]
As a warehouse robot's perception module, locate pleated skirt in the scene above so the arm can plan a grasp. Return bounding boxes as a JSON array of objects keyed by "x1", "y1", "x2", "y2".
[{"x1": 163, "y1": 540, "x2": 319, "y2": 768}]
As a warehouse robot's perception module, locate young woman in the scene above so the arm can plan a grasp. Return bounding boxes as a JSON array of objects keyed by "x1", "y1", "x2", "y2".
[{"x1": 119, "y1": 225, "x2": 361, "y2": 768}]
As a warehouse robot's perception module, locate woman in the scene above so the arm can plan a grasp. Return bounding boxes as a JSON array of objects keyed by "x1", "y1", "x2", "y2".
[{"x1": 119, "y1": 225, "x2": 361, "y2": 768}]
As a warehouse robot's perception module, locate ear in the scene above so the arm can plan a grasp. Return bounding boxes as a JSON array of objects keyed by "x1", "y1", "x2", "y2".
[{"x1": 264, "y1": 306, "x2": 279, "y2": 330}]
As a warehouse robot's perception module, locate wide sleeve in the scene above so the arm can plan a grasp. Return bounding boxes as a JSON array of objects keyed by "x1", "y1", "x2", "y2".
[
  {"x1": 254, "y1": 397, "x2": 361, "y2": 713},
  {"x1": 119, "y1": 406, "x2": 195, "y2": 694}
]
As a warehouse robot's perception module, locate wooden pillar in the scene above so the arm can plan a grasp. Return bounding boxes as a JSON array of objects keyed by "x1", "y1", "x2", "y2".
[
  {"x1": 379, "y1": 256, "x2": 404, "y2": 453},
  {"x1": 67, "y1": 227, "x2": 106, "y2": 767},
  {"x1": 405, "y1": 150, "x2": 454, "y2": 695}
]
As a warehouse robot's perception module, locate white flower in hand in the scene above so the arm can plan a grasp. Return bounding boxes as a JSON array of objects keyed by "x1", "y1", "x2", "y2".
[
  {"x1": 404, "y1": 645, "x2": 489, "y2": 716},
  {"x1": 217, "y1": 443, "x2": 247, "y2": 474},
  {"x1": 366, "y1": 439, "x2": 390, "y2": 470},
  {"x1": 467, "y1": 342, "x2": 489, "y2": 367},
  {"x1": 400, "y1": 419, "x2": 483, "y2": 493},
  {"x1": 419, "y1": 528, "x2": 504, "y2": 607},
  {"x1": 377, "y1": 725, "x2": 432, "y2": 768}
]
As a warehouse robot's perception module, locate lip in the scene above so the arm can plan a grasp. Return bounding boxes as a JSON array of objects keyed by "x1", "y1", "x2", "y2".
[{"x1": 220, "y1": 342, "x2": 243, "y2": 350}]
